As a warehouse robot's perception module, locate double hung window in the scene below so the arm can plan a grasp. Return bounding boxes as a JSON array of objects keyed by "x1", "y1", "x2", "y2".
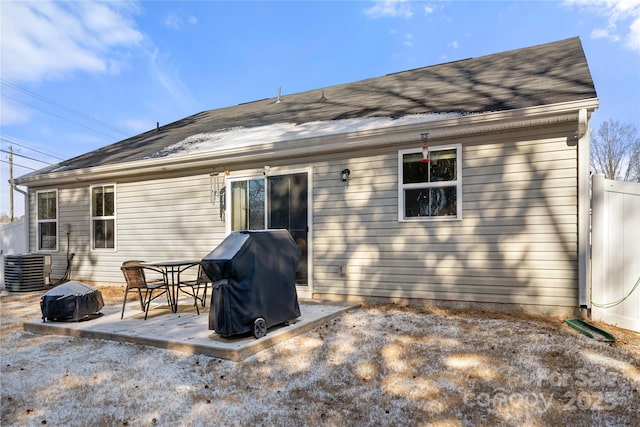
[
  {"x1": 36, "y1": 190, "x2": 58, "y2": 251},
  {"x1": 91, "y1": 184, "x2": 116, "y2": 249},
  {"x1": 398, "y1": 144, "x2": 462, "y2": 221}
]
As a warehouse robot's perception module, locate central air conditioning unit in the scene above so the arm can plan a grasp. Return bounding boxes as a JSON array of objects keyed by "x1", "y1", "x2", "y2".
[{"x1": 3, "y1": 254, "x2": 51, "y2": 292}]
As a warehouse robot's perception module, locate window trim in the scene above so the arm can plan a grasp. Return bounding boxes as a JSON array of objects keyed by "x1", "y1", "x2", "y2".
[
  {"x1": 36, "y1": 189, "x2": 58, "y2": 252},
  {"x1": 90, "y1": 183, "x2": 117, "y2": 252},
  {"x1": 398, "y1": 143, "x2": 462, "y2": 222}
]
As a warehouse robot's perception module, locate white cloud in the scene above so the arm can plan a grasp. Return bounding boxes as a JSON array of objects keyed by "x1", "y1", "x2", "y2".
[
  {"x1": 0, "y1": 1, "x2": 144, "y2": 83},
  {"x1": 147, "y1": 48, "x2": 198, "y2": 112},
  {"x1": 628, "y1": 7, "x2": 640, "y2": 50},
  {"x1": 591, "y1": 27, "x2": 621, "y2": 41},
  {"x1": 0, "y1": 98, "x2": 33, "y2": 126},
  {"x1": 0, "y1": 1, "x2": 195, "y2": 131},
  {"x1": 78, "y1": 2, "x2": 143, "y2": 46},
  {"x1": 163, "y1": 13, "x2": 183, "y2": 29},
  {"x1": 364, "y1": 0, "x2": 414, "y2": 19},
  {"x1": 449, "y1": 40, "x2": 460, "y2": 49},
  {"x1": 163, "y1": 13, "x2": 199, "y2": 29},
  {"x1": 404, "y1": 33, "x2": 413, "y2": 46},
  {"x1": 564, "y1": 0, "x2": 640, "y2": 52}
]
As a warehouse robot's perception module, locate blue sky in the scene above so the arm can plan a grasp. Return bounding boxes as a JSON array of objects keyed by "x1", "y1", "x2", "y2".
[{"x1": 1, "y1": 0, "x2": 639, "y2": 217}]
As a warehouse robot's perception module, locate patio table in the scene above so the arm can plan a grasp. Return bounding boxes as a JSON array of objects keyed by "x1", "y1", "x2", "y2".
[{"x1": 140, "y1": 260, "x2": 200, "y2": 313}]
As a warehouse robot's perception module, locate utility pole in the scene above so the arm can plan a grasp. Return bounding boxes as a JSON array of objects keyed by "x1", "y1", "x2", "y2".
[{"x1": 9, "y1": 145, "x2": 14, "y2": 222}]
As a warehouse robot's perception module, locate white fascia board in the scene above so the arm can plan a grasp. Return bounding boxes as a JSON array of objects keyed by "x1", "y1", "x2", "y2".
[{"x1": 16, "y1": 98, "x2": 598, "y2": 187}]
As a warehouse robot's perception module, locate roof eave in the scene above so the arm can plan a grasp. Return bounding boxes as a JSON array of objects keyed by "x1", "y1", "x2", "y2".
[{"x1": 14, "y1": 98, "x2": 598, "y2": 187}]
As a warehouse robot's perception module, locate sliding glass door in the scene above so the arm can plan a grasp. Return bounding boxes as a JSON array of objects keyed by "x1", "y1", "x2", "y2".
[{"x1": 229, "y1": 172, "x2": 309, "y2": 286}]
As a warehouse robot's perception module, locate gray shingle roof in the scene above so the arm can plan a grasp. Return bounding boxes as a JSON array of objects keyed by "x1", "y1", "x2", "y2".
[{"x1": 24, "y1": 37, "x2": 596, "y2": 178}]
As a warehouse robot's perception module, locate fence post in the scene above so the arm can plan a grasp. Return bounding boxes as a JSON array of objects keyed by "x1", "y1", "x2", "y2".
[{"x1": 590, "y1": 174, "x2": 605, "y2": 318}]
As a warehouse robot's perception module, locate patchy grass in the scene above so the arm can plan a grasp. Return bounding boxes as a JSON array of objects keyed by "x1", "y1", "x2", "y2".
[{"x1": 1, "y1": 286, "x2": 638, "y2": 426}]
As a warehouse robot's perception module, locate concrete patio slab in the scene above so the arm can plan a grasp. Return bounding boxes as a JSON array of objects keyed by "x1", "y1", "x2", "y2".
[{"x1": 23, "y1": 299, "x2": 358, "y2": 361}]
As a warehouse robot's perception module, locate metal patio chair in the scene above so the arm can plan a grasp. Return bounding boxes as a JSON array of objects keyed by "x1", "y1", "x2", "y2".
[
  {"x1": 178, "y1": 264, "x2": 211, "y2": 315},
  {"x1": 120, "y1": 260, "x2": 170, "y2": 320}
]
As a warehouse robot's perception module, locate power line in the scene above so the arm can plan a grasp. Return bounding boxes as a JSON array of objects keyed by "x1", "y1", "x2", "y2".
[
  {"x1": 0, "y1": 159, "x2": 38, "y2": 171},
  {"x1": 2, "y1": 93, "x2": 123, "y2": 140},
  {"x1": 0, "y1": 148, "x2": 53, "y2": 165},
  {"x1": 0, "y1": 137, "x2": 65, "y2": 161},
  {"x1": 1, "y1": 79, "x2": 130, "y2": 137}
]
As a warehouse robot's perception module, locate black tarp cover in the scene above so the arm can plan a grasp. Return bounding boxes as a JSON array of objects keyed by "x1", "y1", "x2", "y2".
[
  {"x1": 201, "y1": 230, "x2": 301, "y2": 337},
  {"x1": 40, "y1": 281, "x2": 104, "y2": 322}
]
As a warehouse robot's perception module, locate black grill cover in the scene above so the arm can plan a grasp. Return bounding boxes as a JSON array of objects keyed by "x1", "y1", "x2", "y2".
[
  {"x1": 201, "y1": 230, "x2": 301, "y2": 337},
  {"x1": 40, "y1": 281, "x2": 104, "y2": 322}
]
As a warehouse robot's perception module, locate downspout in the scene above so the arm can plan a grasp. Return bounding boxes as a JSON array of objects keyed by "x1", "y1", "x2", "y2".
[
  {"x1": 12, "y1": 185, "x2": 30, "y2": 253},
  {"x1": 576, "y1": 108, "x2": 591, "y2": 313}
]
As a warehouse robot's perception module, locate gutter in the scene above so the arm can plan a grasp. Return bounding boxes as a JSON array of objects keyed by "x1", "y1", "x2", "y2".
[
  {"x1": 15, "y1": 98, "x2": 599, "y2": 187},
  {"x1": 577, "y1": 107, "x2": 591, "y2": 309}
]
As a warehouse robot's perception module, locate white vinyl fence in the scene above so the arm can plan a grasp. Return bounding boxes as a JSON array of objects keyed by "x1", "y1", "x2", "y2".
[{"x1": 591, "y1": 174, "x2": 640, "y2": 332}]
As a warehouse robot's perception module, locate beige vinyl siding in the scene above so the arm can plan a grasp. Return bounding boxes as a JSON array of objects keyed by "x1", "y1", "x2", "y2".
[
  {"x1": 25, "y1": 121, "x2": 581, "y2": 310},
  {"x1": 30, "y1": 174, "x2": 224, "y2": 284},
  {"x1": 312, "y1": 124, "x2": 579, "y2": 309},
  {"x1": 28, "y1": 186, "x2": 91, "y2": 280}
]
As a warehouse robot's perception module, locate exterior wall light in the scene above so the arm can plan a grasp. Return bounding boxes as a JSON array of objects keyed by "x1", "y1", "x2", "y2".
[{"x1": 340, "y1": 168, "x2": 351, "y2": 182}]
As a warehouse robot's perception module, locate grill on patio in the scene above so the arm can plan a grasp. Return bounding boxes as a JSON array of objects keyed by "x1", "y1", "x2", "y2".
[{"x1": 201, "y1": 230, "x2": 301, "y2": 339}]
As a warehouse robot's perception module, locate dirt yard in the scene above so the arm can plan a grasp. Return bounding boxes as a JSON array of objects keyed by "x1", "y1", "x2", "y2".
[{"x1": 1, "y1": 286, "x2": 639, "y2": 426}]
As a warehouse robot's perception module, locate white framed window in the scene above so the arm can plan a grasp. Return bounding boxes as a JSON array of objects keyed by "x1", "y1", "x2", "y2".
[
  {"x1": 90, "y1": 184, "x2": 116, "y2": 250},
  {"x1": 36, "y1": 189, "x2": 58, "y2": 251},
  {"x1": 398, "y1": 143, "x2": 462, "y2": 221}
]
